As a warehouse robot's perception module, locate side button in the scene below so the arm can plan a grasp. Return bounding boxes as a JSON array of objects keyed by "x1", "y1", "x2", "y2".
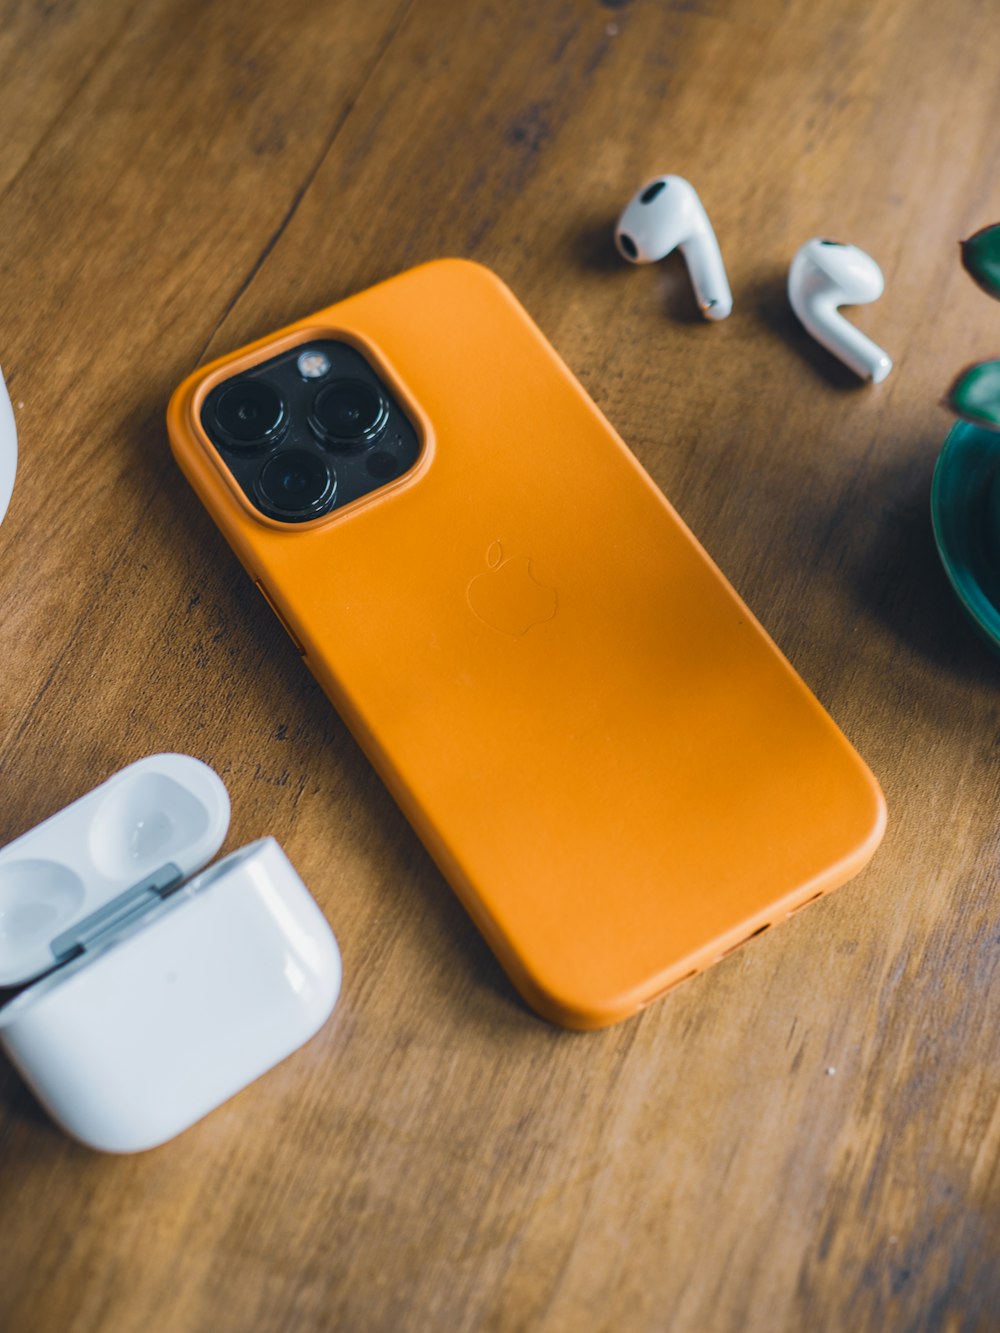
[{"x1": 254, "y1": 581, "x2": 306, "y2": 655}]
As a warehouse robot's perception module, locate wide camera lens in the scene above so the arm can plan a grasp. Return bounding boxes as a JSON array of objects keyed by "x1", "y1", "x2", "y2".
[
  {"x1": 256, "y1": 450, "x2": 334, "y2": 519},
  {"x1": 309, "y1": 379, "x2": 388, "y2": 448},
  {"x1": 214, "y1": 381, "x2": 286, "y2": 448}
]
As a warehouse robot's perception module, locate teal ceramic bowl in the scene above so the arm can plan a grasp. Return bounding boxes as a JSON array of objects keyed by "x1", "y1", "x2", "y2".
[{"x1": 931, "y1": 419, "x2": 1000, "y2": 653}]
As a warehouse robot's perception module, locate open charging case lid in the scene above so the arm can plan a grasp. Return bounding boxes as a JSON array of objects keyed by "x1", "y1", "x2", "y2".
[{"x1": 0, "y1": 754, "x2": 231, "y2": 986}]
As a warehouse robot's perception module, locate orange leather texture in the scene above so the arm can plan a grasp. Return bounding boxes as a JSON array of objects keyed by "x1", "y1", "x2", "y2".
[{"x1": 168, "y1": 259, "x2": 886, "y2": 1029}]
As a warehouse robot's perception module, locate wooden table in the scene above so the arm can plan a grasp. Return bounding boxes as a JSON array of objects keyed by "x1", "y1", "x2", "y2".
[{"x1": 0, "y1": 2, "x2": 997, "y2": 1329}]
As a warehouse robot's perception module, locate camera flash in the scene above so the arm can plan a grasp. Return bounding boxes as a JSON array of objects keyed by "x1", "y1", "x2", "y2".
[{"x1": 296, "y1": 349, "x2": 331, "y2": 380}]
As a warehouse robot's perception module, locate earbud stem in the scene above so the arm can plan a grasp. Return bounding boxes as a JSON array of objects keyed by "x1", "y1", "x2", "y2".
[
  {"x1": 680, "y1": 228, "x2": 733, "y2": 321},
  {"x1": 802, "y1": 300, "x2": 892, "y2": 383}
]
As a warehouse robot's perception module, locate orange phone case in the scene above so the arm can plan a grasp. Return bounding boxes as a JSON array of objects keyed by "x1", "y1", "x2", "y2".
[{"x1": 168, "y1": 259, "x2": 886, "y2": 1029}]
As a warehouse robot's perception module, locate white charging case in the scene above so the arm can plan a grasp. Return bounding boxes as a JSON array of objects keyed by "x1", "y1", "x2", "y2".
[
  {"x1": 0, "y1": 754, "x2": 341, "y2": 1152},
  {"x1": 0, "y1": 367, "x2": 16, "y2": 526}
]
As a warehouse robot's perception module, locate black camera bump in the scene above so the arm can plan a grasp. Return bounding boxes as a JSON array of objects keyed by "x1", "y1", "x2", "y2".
[{"x1": 200, "y1": 340, "x2": 420, "y2": 524}]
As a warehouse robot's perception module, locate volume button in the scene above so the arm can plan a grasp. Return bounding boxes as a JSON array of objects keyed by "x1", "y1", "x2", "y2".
[{"x1": 254, "y1": 581, "x2": 306, "y2": 655}]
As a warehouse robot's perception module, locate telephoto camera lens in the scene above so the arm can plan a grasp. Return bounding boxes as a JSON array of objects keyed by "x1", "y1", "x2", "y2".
[
  {"x1": 255, "y1": 450, "x2": 335, "y2": 519},
  {"x1": 214, "y1": 381, "x2": 286, "y2": 449},
  {"x1": 309, "y1": 378, "x2": 389, "y2": 449}
]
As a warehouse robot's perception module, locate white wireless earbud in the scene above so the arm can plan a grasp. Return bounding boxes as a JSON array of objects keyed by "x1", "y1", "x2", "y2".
[
  {"x1": 788, "y1": 239, "x2": 892, "y2": 383},
  {"x1": 615, "y1": 175, "x2": 733, "y2": 320},
  {"x1": 0, "y1": 369, "x2": 16, "y2": 526}
]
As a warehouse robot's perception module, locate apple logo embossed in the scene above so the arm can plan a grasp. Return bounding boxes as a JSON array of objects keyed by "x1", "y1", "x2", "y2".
[{"x1": 467, "y1": 540, "x2": 557, "y2": 638}]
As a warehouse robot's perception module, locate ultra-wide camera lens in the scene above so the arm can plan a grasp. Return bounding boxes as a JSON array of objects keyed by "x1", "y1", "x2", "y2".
[
  {"x1": 309, "y1": 379, "x2": 388, "y2": 449},
  {"x1": 215, "y1": 381, "x2": 286, "y2": 448},
  {"x1": 255, "y1": 450, "x2": 335, "y2": 519}
]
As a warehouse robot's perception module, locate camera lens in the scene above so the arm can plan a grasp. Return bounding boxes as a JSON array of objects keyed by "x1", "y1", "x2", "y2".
[
  {"x1": 255, "y1": 450, "x2": 335, "y2": 519},
  {"x1": 214, "y1": 381, "x2": 286, "y2": 448},
  {"x1": 309, "y1": 379, "x2": 388, "y2": 449}
]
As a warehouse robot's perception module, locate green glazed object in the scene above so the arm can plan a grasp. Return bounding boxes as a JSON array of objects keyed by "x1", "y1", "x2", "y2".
[
  {"x1": 931, "y1": 419, "x2": 1000, "y2": 652},
  {"x1": 960, "y1": 222, "x2": 1000, "y2": 300},
  {"x1": 949, "y1": 357, "x2": 1000, "y2": 429}
]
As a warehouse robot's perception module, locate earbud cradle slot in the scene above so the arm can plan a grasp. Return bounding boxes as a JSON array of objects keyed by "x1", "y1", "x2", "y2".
[
  {"x1": 88, "y1": 770, "x2": 213, "y2": 881},
  {"x1": 0, "y1": 860, "x2": 86, "y2": 968}
]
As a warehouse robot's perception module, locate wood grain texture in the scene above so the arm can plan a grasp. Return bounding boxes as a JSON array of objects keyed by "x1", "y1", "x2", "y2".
[{"x1": 0, "y1": 1, "x2": 997, "y2": 1329}]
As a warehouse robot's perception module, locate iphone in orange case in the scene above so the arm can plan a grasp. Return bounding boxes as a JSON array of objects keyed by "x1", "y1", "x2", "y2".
[{"x1": 167, "y1": 259, "x2": 886, "y2": 1029}]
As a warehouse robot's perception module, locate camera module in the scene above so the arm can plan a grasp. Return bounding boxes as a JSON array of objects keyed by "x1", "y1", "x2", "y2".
[
  {"x1": 309, "y1": 379, "x2": 388, "y2": 450},
  {"x1": 201, "y1": 340, "x2": 421, "y2": 524}
]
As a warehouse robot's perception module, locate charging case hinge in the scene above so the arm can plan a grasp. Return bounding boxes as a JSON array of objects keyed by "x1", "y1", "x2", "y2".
[{"x1": 50, "y1": 863, "x2": 185, "y2": 965}]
